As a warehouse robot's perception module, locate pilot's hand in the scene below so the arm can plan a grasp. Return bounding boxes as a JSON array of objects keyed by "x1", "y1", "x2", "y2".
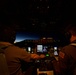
[
  {"x1": 39, "y1": 54, "x2": 45, "y2": 58},
  {"x1": 31, "y1": 54, "x2": 40, "y2": 59}
]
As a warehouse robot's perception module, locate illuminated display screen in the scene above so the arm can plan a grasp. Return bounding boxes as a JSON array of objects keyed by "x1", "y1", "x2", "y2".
[
  {"x1": 37, "y1": 45, "x2": 48, "y2": 53},
  {"x1": 28, "y1": 47, "x2": 31, "y2": 52},
  {"x1": 54, "y1": 47, "x2": 58, "y2": 55}
]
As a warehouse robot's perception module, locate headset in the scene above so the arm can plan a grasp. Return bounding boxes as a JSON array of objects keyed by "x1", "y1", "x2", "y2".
[
  {"x1": 65, "y1": 31, "x2": 72, "y2": 40},
  {"x1": 64, "y1": 25, "x2": 73, "y2": 44},
  {"x1": 64, "y1": 24, "x2": 74, "y2": 40}
]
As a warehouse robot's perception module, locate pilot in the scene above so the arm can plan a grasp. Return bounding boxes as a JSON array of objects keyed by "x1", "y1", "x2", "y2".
[
  {"x1": 0, "y1": 24, "x2": 45, "y2": 75},
  {"x1": 51, "y1": 24, "x2": 76, "y2": 75}
]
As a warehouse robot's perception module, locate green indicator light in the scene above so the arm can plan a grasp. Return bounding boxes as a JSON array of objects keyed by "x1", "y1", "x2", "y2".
[{"x1": 46, "y1": 54, "x2": 49, "y2": 57}]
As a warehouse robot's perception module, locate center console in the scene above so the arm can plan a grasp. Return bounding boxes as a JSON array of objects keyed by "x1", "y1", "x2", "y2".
[{"x1": 35, "y1": 55, "x2": 54, "y2": 75}]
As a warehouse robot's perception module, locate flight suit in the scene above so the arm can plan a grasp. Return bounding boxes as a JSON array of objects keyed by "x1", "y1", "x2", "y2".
[
  {"x1": 0, "y1": 42, "x2": 31, "y2": 75},
  {"x1": 52, "y1": 40, "x2": 76, "y2": 75}
]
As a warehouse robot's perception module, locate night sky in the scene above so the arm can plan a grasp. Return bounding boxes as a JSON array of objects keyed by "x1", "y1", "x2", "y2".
[
  {"x1": 0, "y1": 0, "x2": 76, "y2": 43},
  {"x1": 14, "y1": 30, "x2": 65, "y2": 43},
  {"x1": 15, "y1": 32, "x2": 40, "y2": 42}
]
